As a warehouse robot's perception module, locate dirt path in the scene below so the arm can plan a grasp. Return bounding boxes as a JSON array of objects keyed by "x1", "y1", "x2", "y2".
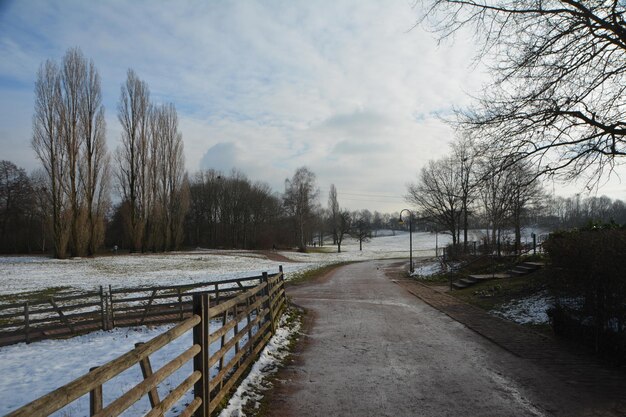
[
  {"x1": 255, "y1": 250, "x2": 299, "y2": 263},
  {"x1": 266, "y1": 260, "x2": 624, "y2": 417}
]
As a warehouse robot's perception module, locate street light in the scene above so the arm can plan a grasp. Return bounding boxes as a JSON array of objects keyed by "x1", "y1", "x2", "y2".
[{"x1": 398, "y1": 209, "x2": 414, "y2": 273}]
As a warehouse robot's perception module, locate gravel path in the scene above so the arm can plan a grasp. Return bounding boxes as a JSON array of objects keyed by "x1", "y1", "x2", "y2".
[{"x1": 265, "y1": 260, "x2": 624, "y2": 417}]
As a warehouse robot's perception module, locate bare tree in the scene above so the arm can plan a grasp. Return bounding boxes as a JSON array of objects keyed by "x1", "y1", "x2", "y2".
[
  {"x1": 32, "y1": 48, "x2": 109, "y2": 257},
  {"x1": 283, "y1": 167, "x2": 319, "y2": 252},
  {"x1": 60, "y1": 48, "x2": 88, "y2": 256},
  {"x1": 0, "y1": 161, "x2": 34, "y2": 252},
  {"x1": 155, "y1": 103, "x2": 187, "y2": 250},
  {"x1": 78, "y1": 54, "x2": 109, "y2": 255},
  {"x1": 32, "y1": 59, "x2": 70, "y2": 258},
  {"x1": 407, "y1": 157, "x2": 463, "y2": 245},
  {"x1": 116, "y1": 69, "x2": 151, "y2": 252},
  {"x1": 352, "y1": 210, "x2": 372, "y2": 251},
  {"x1": 451, "y1": 135, "x2": 478, "y2": 250},
  {"x1": 336, "y1": 210, "x2": 351, "y2": 253},
  {"x1": 418, "y1": 0, "x2": 626, "y2": 184},
  {"x1": 507, "y1": 163, "x2": 543, "y2": 253},
  {"x1": 328, "y1": 184, "x2": 340, "y2": 245}
]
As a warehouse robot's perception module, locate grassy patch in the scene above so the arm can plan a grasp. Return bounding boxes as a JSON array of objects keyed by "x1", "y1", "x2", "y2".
[
  {"x1": 452, "y1": 269, "x2": 548, "y2": 312},
  {"x1": 0, "y1": 286, "x2": 74, "y2": 304},
  {"x1": 286, "y1": 262, "x2": 355, "y2": 285},
  {"x1": 412, "y1": 273, "x2": 450, "y2": 285},
  {"x1": 304, "y1": 246, "x2": 336, "y2": 254}
]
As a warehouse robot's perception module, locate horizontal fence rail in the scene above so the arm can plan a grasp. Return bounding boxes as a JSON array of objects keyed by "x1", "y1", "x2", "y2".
[
  {"x1": 5, "y1": 269, "x2": 288, "y2": 417},
  {"x1": 0, "y1": 268, "x2": 283, "y2": 347}
]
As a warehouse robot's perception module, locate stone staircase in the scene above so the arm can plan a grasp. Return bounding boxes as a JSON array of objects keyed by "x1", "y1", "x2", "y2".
[{"x1": 451, "y1": 261, "x2": 544, "y2": 290}]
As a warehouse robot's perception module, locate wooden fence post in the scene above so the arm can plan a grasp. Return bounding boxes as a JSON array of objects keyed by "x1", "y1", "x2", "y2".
[
  {"x1": 177, "y1": 288, "x2": 183, "y2": 321},
  {"x1": 193, "y1": 293, "x2": 210, "y2": 417},
  {"x1": 109, "y1": 285, "x2": 115, "y2": 329},
  {"x1": 262, "y1": 272, "x2": 275, "y2": 334},
  {"x1": 135, "y1": 342, "x2": 162, "y2": 414},
  {"x1": 89, "y1": 366, "x2": 103, "y2": 416},
  {"x1": 99, "y1": 286, "x2": 107, "y2": 331},
  {"x1": 24, "y1": 301, "x2": 30, "y2": 344}
]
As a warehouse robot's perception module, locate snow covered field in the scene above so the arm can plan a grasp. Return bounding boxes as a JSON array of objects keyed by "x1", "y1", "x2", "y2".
[
  {"x1": 0, "y1": 227, "x2": 546, "y2": 296},
  {"x1": 0, "y1": 231, "x2": 454, "y2": 295}
]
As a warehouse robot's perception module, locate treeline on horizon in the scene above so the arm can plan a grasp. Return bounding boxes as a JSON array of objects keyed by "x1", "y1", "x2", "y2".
[{"x1": 4, "y1": 155, "x2": 626, "y2": 256}]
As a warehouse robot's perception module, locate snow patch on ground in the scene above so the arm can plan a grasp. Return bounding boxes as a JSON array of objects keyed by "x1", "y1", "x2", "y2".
[
  {"x1": 491, "y1": 291, "x2": 554, "y2": 325},
  {"x1": 410, "y1": 260, "x2": 443, "y2": 278},
  {"x1": 218, "y1": 309, "x2": 301, "y2": 417}
]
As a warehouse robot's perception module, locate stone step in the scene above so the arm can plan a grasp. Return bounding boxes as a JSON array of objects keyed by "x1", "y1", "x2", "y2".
[
  {"x1": 468, "y1": 273, "x2": 511, "y2": 280},
  {"x1": 459, "y1": 277, "x2": 477, "y2": 286},
  {"x1": 452, "y1": 281, "x2": 468, "y2": 290},
  {"x1": 515, "y1": 265, "x2": 537, "y2": 272}
]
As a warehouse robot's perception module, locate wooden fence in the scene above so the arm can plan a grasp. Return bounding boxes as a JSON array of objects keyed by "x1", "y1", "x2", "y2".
[
  {"x1": 0, "y1": 289, "x2": 107, "y2": 346},
  {"x1": 0, "y1": 268, "x2": 283, "y2": 347},
  {"x1": 5, "y1": 269, "x2": 287, "y2": 417}
]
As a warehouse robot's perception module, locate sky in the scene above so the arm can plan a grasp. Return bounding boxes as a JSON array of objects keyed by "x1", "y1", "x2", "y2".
[{"x1": 0, "y1": 0, "x2": 623, "y2": 212}]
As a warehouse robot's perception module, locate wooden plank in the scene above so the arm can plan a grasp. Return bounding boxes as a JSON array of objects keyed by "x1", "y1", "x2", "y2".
[
  {"x1": 218, "y1": 309, "x2": 228, "y2": 375},
  {"x1": 178, "y1": 288, "x2": 183, "y2": 321},
  {"x1": 99, "y1": 286, "x2": 106, "y2": 331},
  {"x1": 209, "y1": 305, "x2": 267, "y2": 346},
  {"x1": 110, "y1": 292, "x2": 190, "y2": 304},
  {"x1": 179, "y1": 397, "x2": 202, "y2": 417},
  {"x1": 208, "y1": 282, "x2": 267, "y2": 318},
  {"x1": 7, "y1": 315, "x2": 200, "y2": 417},
  {"x1": 111, "y1": 300, "x2": 191, "y2": 314},
  {"x1": 209, "y1": 319, "x2": 271, "y2": 389},
  {"x1": 89, "y1": 367, "x2": 102, "y2": 416},
  {"x1": 27, "y1": 310, "x2": 101, "y2": 325},
  {"x1": 263, "y1": 272, "x2": 276, "y2": 334},
  {"x1": 135, "y1": 343, "x2": 161, "y2": 413},
  {"x1": 139, "y1": 290, "x2": 158, "y2": 325},
  {"x1": 193, "y1": 294, "x2": 209, "y2": 417},
  {"x1": 49, "y1": 297, "x2": 75, "y2": 334},
  {"x1": 0, "y1": 302, "x2": 101, "y2": 318},
  {"x1": 144, "y1": 371, "x2": 201, "y2": 417},
  {"x1": 24, "y1": 302, "x2": 29, "y2": 344},
  {"x1": 109, "y1": 285, "x2": 115, "y2": 328},
  {"x1": 92, "y1": 345, "x2": 200, "y2": 417},
  {"x1": 107, "y1": 275, "x2": 262, "y2": 295},
  {"x1": 209, "y1": 329, "x2": 273, "y2": 413},
  {"x1": 52, "y1": 292, "x2": 101, "y2": 302}
]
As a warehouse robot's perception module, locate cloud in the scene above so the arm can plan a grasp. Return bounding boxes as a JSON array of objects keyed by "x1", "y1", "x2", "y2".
[
  {"x1": 0, "y1": 0, "x2": 534, "y2": 212},
  {"x1": 200, "y1": 142, "x2": 239, "y2": 173}
]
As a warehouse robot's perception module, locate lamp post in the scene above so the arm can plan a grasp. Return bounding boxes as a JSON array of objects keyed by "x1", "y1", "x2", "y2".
[{"x1": 398, "y1": 209, "x2": 414, "y2": 273}]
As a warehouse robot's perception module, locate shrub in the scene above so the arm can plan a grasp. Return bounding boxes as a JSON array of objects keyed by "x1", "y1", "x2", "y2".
[{"x1": 544, "y1": 227, "x2": 626, "y2": 362}]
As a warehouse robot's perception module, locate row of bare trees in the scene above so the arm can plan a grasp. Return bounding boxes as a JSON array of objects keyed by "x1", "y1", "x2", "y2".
[
  {"x1": 115, "y1": 70, "x2": 188, "y2": 253},
  {"x1": 30, "y1": 48, "x2": 187, "y2": 258},
  {"x1": 32, "y1": 48, "x2": 109, "y2": 258},
  {"x1": 407, "y1": 136, "x2": 543, "y2": 255},
  {"x1": 184, "y1": 169, "x2": 284, "y2": 249}
]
